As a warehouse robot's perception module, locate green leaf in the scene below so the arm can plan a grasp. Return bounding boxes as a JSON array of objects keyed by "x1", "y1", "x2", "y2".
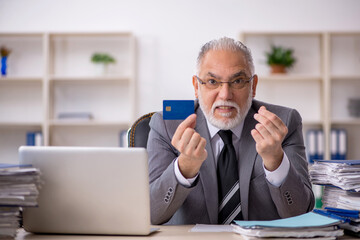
[
  {"x1": 91, "y1": 53, "x2": 116, "y2": 64},
  {"x1": 265, "y1": 45, "x2": 296, "y2": 68}
]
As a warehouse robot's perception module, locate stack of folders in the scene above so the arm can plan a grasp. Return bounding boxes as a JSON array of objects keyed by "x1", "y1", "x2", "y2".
[
  {"x1": 314, "y1": 208, "x2": 360, "y2": 237},
  {"x1": 0, "y1": 163, "x2": 40, "y2": 238},
  {"x1": 232, "y1": 212, "x2": 343, "y2": 239},
  {"x1": 309, "y1": 159, "x2": 360, "y2": 236}
]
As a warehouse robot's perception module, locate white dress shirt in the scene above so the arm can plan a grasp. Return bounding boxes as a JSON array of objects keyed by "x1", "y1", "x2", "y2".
[{"x1": 174, "y1": 119, "x2": 290, "y2": 187}]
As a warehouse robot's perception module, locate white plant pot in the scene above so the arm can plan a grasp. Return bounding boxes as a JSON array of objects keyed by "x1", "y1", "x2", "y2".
[{"x1": 94, "y1": 64, "x2": 108, "y2": 76}]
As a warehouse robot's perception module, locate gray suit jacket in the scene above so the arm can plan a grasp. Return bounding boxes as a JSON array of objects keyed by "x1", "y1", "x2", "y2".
[{"x1": 147, "y1": 99, "x2": 314, "y2": 225}]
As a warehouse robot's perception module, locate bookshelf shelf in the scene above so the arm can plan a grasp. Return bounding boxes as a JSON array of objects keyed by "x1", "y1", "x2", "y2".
[
  {"x1": 0, "y1": 32, "x2": 136, "y2": 163},
  {"x1": 302, "y1": 120, "x2": 324, "y2": 126},
  {"x1": 0, "y1": 77, "x2": 43, "y2": 82},
  {"x1": 259, "y1": 75, "x2": 322, "y2": 82},
  {"x1": 331, "y1": 75, "x2": 360, "y2": 80},
  {"x1": 0, "y1": 122, "x2": 43, "y2": 128},
  {"x1": 49, "y1": 76, "x2": 131, "y2": 82},
  {"x1": 331, "y1": 120, "x2": 360, "y2": 125},
  {"x1": 49, "y1": 120, "x2": 130, "y2": 128}
]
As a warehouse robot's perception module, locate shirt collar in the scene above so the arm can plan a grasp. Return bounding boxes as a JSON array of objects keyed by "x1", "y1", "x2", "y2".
[{"x1": 206, "y1": 118, "x2": 245, "y2": 140}]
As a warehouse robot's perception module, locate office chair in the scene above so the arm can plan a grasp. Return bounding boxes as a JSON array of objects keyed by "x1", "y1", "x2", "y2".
[{"x1": 128, "y1": 112, "x2": 156, "y2": 148}]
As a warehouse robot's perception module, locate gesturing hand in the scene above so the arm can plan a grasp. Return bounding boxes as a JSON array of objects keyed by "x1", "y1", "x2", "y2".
[
  {"x1": 171, "y1": 114, "x2": 207, "y2": 178},
  {"x1": 251, "y1": 106, "x2": 288, "y2": 171}
]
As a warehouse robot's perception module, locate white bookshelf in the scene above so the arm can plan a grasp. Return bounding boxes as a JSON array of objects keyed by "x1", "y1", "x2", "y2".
[
  {"x1": 0, "y1": 32, "x2": 136, "y2": 163},
  {"x1": 240, "y1": 31, "x2": 360, "y2": 160},
  {"x1": 329, "y1": 32, "x2": 360, "y2": 160}
]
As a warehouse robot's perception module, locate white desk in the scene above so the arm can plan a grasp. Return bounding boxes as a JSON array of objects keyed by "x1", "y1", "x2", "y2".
[
  {"x1": 15, "y1": 226, "x2": 358, "y2": 240},
  {"x1": 15, "y1": 225, "x2": 237, "y2": 240}
]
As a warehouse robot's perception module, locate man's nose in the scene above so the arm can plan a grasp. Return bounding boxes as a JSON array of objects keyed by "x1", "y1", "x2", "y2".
[{"x1": 218, "y1": 83, "x2": 233, "y2": 100}]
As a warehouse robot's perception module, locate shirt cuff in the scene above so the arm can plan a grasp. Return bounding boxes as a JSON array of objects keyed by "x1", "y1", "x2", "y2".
[
  {"x1": 174, "y1": 158, "x2": 198, "y2": 187},
  {"x1": 263, "y1": 152, "x2": 290, "y2": 187}
]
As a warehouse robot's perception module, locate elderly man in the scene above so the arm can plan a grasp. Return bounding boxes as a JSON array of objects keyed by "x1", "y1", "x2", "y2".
[{"x1": 147, "y1": 37, "x2": 314, "y2": 225}]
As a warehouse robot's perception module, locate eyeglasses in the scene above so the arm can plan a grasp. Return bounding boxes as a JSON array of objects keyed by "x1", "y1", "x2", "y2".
[{"x1": 195, "y1": 75, "x2": 254, "y2": 90}]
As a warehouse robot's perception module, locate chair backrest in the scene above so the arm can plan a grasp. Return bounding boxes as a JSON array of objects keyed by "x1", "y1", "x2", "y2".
[{"x1": 128, "y1": 112, "x2": 155, "y2": 148}]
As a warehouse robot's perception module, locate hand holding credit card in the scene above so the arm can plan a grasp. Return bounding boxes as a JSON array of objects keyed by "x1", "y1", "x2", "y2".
[{"x1": 163, "y1": 100, "x2": 195, "y2": 120}]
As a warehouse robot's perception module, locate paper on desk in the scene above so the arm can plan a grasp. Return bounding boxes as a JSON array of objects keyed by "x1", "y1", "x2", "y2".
[{"x1": 190, "y1": 224, "x2": 233, "y2": 232}]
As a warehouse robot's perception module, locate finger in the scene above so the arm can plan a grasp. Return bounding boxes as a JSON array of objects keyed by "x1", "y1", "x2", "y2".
[
  {"x1": 194, "y1": 138, "x2": 207, "y2": 157},
  {"x1": 254, "y1": 113, "x2": 278, "y2": 136},
  {"x1": 177, "y1": 128, "x2": 196, "y2": 152},
  {"x1": 260, "y1": 107, "x2": 288, "y2": 138},
  {"x1": 251, "y1": 129, "x2": 264, "y2": 143},
  {"x1": 255, "y1": 123, "x2": 272, "y2": 139},
  {"x1": 186, "y1": 132, "x2": 202, "y2": 151},
  {"x1": 258, "y1": 106, "x2": 285, "y2": 131},
  {"x1": 173, "y1": 114, "x2": 197, "y2": 141},
  {"x1": 195, "y1": 137, "x2": 207, "y2": 151}
]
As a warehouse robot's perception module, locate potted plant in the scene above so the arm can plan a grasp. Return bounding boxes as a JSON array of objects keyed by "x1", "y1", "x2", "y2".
[
  {"x1": 91, "y1": 53, "x2": 116, "y2": 75},
  {"x1": 0, "y1": 46, "x2": 11, "y2": 76},
  {"x1": 265, "y1": 45, "x2": 296, "y2": 74}
]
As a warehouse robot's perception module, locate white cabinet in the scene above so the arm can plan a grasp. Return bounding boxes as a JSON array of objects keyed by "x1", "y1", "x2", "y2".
[
  {"x1": 0, "y1": 32, "x2": 136, "y2": 163},
  {"x1": 240, "y1": 32, "x2": 360, "y2": 160}
]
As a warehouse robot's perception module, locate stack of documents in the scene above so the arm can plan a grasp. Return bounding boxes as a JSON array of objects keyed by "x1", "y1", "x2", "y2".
[
  {"x1": 314, "y1": 207, "x2": 360, "y2": 237},
  {"x1": 232, "y1": 212, "x2": 343, "y2": 238},
  {"x1": 322, "y1": 186, "x2": 360, "y2": 210},
  {"x1": 309, "y1": 160, "x2": 360, "y2": 236},
  {"x1": 0, "y1": 163, "x2": 40, "y2": 238},
  {"x1": 309, "y1": 160, "x2": 360, "y2": 191},
  {"x1": 0, "y1": 207, "x2": 20, "y2": 238}
]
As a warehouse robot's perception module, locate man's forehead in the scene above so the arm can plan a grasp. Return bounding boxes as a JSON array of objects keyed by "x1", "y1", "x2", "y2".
[{"x1": 199, "y1": 50, "x2": 251, "y2": 77}]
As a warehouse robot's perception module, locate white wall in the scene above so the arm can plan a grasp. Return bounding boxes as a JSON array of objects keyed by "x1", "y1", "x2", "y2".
[{"x1": 1, "y1": 0, "x2": 360, "y2": 117}]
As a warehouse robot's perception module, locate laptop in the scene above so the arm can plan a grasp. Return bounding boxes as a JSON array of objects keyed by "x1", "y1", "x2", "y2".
[{"x1": 19, "y1": 146, "x2": 152, "y2": 235}]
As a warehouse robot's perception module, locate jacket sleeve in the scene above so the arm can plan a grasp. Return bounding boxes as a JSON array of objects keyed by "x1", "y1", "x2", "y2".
[
  {"x1": 147, "y1": 112, "x2": 196, "y2": 224},
  {"x1": 267, "y1": 109, "x2": 315, "y2": 217}
]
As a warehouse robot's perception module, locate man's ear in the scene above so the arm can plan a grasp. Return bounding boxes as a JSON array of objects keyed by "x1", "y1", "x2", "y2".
[
  {"x1": 192, "y1": 75, "x2": 199, "y2": 98},
  {"x1": 252, "y1": 74, "x2": 258, "y2": 98}
]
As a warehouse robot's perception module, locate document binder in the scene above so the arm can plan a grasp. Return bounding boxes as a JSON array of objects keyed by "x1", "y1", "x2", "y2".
[
  {"x1": 330, "y1": 129, "x2": 347, "y2": 160},
  {"x1": 306, "y1": 129, "x2": 324, "y2": 163},
  {"x1": 26, "y1": 132, "x2": 43, "y2": 146}
]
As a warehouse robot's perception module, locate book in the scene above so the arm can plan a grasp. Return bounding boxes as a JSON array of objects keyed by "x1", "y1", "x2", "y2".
[
  {"x1": 26, "y1": 132, "x2": 43, "y2": 146},
  {"x1": 57, "y1": 112, "x2": 93, "y2": 120}
]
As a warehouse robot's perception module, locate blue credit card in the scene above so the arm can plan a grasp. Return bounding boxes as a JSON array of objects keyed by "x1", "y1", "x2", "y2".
[{"x1": 163, "y1": 100, "x2": 195, "y2": 120}]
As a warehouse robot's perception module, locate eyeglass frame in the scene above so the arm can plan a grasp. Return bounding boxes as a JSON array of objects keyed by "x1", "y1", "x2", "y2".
[{"x1": 195, "y1": 74, "x2": 255, "y2": 90}]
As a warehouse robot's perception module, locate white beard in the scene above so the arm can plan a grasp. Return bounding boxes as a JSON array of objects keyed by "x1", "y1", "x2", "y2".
[{"x1": 198, "y1": 87, "x2": 253, "y2": 130}]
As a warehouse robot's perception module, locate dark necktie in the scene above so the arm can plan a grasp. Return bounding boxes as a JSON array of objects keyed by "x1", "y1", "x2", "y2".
[{"x1": 217, "y1": 130, "x2": 242, "y2": 224}]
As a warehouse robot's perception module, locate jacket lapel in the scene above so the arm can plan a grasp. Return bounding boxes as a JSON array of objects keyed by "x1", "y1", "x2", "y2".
[
  {"x1": 238, "y1": 105, "x2": 258, "y2": 220},
  {"x1": 195, "y1": 106, "x2": 218, "y2": 223}
]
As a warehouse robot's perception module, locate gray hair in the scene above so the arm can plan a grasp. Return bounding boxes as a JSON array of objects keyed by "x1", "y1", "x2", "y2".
[{"x1": 196, "y1": 37, "x2": 255, "y2": 75}]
